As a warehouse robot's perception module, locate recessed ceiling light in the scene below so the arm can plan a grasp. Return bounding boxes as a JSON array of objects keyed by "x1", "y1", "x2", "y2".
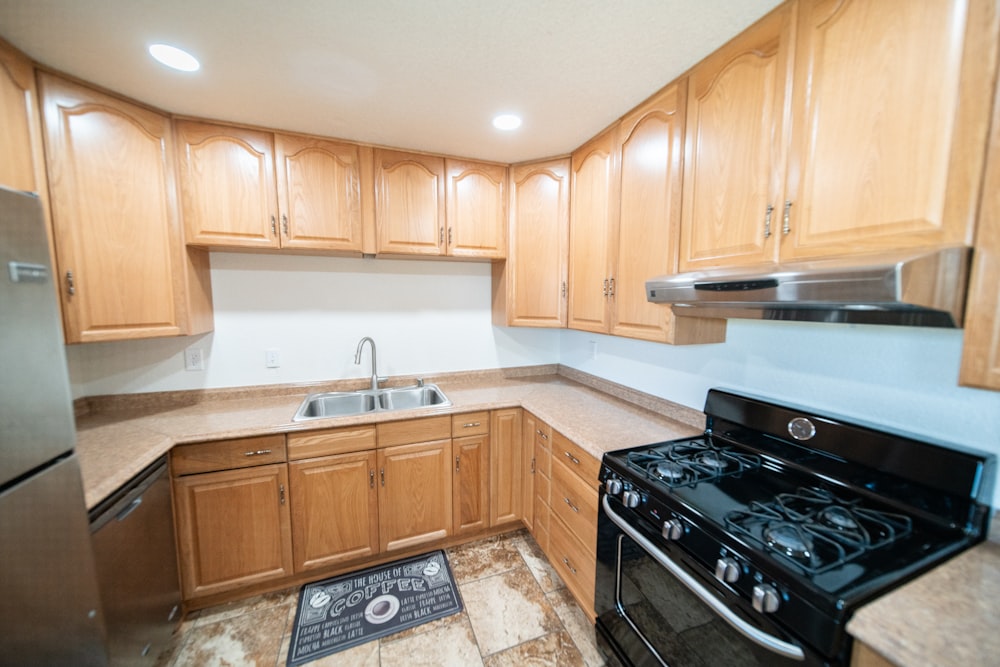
[
  {"x1": 148, "y1": 44, "x2": 200, "y2": 72},
  {"x1": 492, "y1": 114, "x2": 522, "y2": 131}
]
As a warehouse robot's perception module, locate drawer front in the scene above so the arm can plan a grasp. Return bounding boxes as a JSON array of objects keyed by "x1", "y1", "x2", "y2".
[
  {"x1": 549, "y1": 513, "x2": 596, "y2": 615},
  {"x1": 532, "y1": 493, "x2": 550, "y2": 547},
  {"x1": 172, "y1": 435, "x2": 286, "y2": 475},
  {"x1": 534, "y1": 465, "x2": 550, "y2": 506},
  {"x1": 533, "y1": 422, "x2": 552, "y2": 451},
  {"x1": 452, "y1": 411, "x2": 489, "y2": 436},
  {"x1": 551, "y1": 458, "x2": 598, "y2": 547},
  {"x1": 534, "y1": 438, "x2": 551, "y2": 479},
  {"x1": 552, "y1": 431, "x2": 601, "y2": 483},
  {"x1": 376, "y1": 415, "x2": 451, "y2": 448},
  {"x1": 287, "y1": 426, "x2": 376, "y2": 460}
]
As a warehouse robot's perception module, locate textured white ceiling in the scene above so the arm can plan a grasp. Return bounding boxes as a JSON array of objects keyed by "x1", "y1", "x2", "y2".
[{"x1": 0, "y1": 0, "x2": 782, "y2": 163}]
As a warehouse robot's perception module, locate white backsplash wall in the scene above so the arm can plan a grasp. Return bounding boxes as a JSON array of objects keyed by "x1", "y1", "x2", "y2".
[
  {"x1": 559, "y1": 322, "x2": 1000, "y2": 506},
  {"x1": 65, "y1": 253, "x2": 560, "y2": 398}
]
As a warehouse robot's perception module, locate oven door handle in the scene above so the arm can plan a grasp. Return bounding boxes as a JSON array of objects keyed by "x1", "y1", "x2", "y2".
[{"x1": 602, "y1": 495, "x2": 806, "y2": 661}]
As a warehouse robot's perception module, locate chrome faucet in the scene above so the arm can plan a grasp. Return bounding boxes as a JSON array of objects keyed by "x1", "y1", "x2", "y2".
[{"x1": 354, "y1": 336, "x2": 385, "y2": 392}]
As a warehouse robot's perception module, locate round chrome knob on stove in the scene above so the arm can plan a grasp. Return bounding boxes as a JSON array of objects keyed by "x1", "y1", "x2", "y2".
[
  {"x1": 622, "y1": 490, "x2": 641, "y2": 508},
  {"x1": 662, "y1": 518, "x2": 684, "y2": 541},
  {"x1": 714, "y1": 557, "x2": 740, "y2": 583},
  {"x1": 605, "y1": 478, "x2": 623, "y2": 496},
  {"x1": 752, "y1": 584, "x2": 780, "y2": 614}
]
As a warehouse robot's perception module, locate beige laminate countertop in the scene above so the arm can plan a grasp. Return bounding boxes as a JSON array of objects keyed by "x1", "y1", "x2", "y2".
[
  {"x1": 847, "y1": 534, "x2": 1000, "y2": 667},
  {"x1": 75, "y1": 371, "x2": 704, "y2": 510}
]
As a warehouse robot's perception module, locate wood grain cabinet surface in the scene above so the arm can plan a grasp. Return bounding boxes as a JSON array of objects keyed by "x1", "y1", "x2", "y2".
[
  {"x1": 377, "y1": 438, "x2": 454, "y2": 552},
  {"x1": 489, "y1": 408, "x2": 523, "y2": 527},
  {"x1": 0, "y1": 38, "x2": 47, "y2": 195},
  {"x1": 38, "y1": 73, "x2": 212, "y2": 343},
  {"x1": 680, "y1": 0, "x2": 998, "y2": 271},
  {"x1": 492, "y1": 158, "x2": 570, "y2": 328},
  {"x1": 453, "y1": 432, "x2": 489, "y2": 536},
  {"x1": 445, "y1": 159, "x2": 507, "y2": 259},
  {"x1": 374, "y1": 149, "x2": 446, "y2": 255}
]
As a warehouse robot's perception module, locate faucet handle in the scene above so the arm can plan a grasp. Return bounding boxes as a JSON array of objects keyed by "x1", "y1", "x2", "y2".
[{"x1": 416, "y1": 378, "x2": 424, "y2": 387}]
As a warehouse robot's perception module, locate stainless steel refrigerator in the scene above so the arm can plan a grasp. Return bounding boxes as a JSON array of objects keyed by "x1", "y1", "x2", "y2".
[{"x1": 0, "y1": 186, "x2": 108, "y2": 665}]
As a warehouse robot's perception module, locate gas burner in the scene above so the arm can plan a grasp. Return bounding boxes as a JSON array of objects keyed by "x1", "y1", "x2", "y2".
[
  {"x1": 818, "y1": 506, "x2": 860, "y2": 532},
  {"x1": 694, "y1": 451, "x2": 728, "y2": 470},
  {"x1": 764, "y1": 524, "x2": 813, "y2": 561},
  {"x1": 654, "y1": 461, "x2": 686, "y2": 482}
]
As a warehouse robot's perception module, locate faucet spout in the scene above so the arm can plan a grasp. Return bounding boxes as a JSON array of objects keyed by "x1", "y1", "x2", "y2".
[{"x1": 354, "y1": 336, "x2": 380, "y2": 392}]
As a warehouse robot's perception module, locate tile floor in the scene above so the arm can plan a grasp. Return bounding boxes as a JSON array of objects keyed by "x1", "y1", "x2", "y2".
[{"x1": 159, "y1": 529, "x2": 606, "y2": 666}]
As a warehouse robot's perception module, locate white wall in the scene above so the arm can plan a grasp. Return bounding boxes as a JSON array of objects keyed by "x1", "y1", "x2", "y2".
[{"x1": 65, "y1": 253, "x2": 559, "y2": 397}]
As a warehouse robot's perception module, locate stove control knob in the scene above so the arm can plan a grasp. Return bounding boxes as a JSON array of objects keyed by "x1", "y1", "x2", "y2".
[
  {"x1": 605, "y1": 478, "x2": 623, "y2": 496},
  {"x1": 752, "y1": 584, "x2": 780, "y2": 614},
  {"x1": 662, "y1": 518, "x2": 684, "y2": 541},
  {"x1": 714, "y1": 557, "x2": 740, "y2": 584},
  {"x1": 622, "y1": 490, "x2": 641, "y2": 508}
]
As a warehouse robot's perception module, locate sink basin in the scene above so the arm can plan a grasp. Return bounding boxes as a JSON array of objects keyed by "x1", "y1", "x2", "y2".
[{"x1": 292, "y1": 384, "x2": 451, "y2": 422}]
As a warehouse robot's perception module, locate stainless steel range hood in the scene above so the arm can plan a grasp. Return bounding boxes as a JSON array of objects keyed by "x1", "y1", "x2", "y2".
[{"x1": 646, "y1": 247, "x2": 971, "y2": 328}]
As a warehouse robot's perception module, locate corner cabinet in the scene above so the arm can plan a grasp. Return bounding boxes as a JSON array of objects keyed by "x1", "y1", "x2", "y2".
[
  {"x1": 176, "y1": 120, "x2": 368, "y2": 253},
  {"x1": 38, "y1": 73, "x2": 212, "y2": 343},
  {"x1": 492, "y1": 158, "x2": 570, "y2": 327}
]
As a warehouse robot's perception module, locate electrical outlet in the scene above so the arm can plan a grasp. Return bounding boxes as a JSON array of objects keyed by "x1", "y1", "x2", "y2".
[
  {"x1": 265, "y1": 348, "x2": 281, "y2": 368},
  {"x1": 184, "y1": 347, "x2": 204, "y2": 371}
]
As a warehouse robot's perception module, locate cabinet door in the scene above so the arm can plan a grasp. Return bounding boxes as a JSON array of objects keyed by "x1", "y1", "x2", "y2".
[
  {"x1": 489, "y1": 408, "x2": 522, "y2": 527},
  {"x1": 568, "y1": 128, "x2": 618, "y2": 332},
  {"x1": 39, "y1": 74, "x2": 187, "y2": 342},
  {"x1": 494, "y1": 158, "x2": 570, "y2": 327},
  {"x1": 680, "y1": 3, "x2": 795, "y2": 271},
  {"x1": 520, "y1": 411, "x2": 537, "y2": 530},
  {"x1": 378, "y1": 439, "x2": 453, "y2": 551},
  {"x1": 445, "y1": 159, "x2": 506, "y2": 258},
  {"x1": 173, "y1": 463, "x2": 293, "y2": 599},
  {"x1": 374, "y1": 149, "x2": 445, "y2": 255},
  {"x1": 275, "y1": 133, "x2": 364, "y2": 252},
  {"x1": 176, "y1": 120, "x2": 279, "y2": 248},
  {"x1": 288, "y1": 451, "x2": 378, "y2": 571},
  {"x1": 0, "y1": 39, "x2": 46, "y2": 194},
  {"x1": 784, "y1": 0, "x2": 996, "y2": 259},
  {"x1": 453, "y1": 434, "x2": 489, "y2": 536}
]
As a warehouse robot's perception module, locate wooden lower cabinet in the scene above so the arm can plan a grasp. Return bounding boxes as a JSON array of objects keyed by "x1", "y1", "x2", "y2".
[
  {"x1": 288, "y1": 451, "x2": 379, "y2": 572},
  {"x1": 529, "y1": 416, "x2": 553, "y2": 551},
  {"x1": 489, "y1": 408, "x2": 522, "y2": 527},
  {"x1": 378, "y1": 439, "x2": 453, "y2": 552},
  {"x1": 172, "y1": 462, "x2": 293, "y2": 600},
  {"x1": 453, "y1": 433, "x2": 489, "y2": 536}
]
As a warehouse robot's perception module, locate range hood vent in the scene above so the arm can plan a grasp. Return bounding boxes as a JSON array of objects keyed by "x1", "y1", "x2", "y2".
[{"x1": 646, "y1": 247, "x2": 971, "y2": 328}]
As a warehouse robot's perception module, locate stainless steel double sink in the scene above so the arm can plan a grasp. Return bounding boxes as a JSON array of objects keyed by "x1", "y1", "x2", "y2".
[{"x1": 292, "y1": 384, "x2": 451, "y2": 422}]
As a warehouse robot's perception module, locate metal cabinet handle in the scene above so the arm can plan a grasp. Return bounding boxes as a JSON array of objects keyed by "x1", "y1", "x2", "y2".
[
  {"x1": 536, "y1": 430, "x2": 548, "y2": 440},
  {"x1": 448, "y1": 227, "x2": 453, "y2": 245},
  {"x1": 562, "y1": 281, "x2": 567, "y2": 298},
  {"x1": 369, "y1": 469, "x2": 375, "y2": 489},
  {"x1": 270, "y1": 215, "x2": 277, "y2": 235},
  {"x1": 282, "y1": 214, "x2": 289, "y2": 236},
  {"x1": 563, "y1": 496, "x2": 579, "y2": 513},
  {"x1": 608, "y1": 277, "x2": 615, "y2": 298},
  {"x1": 531, "y1": 458, "x2": 536, "y2": 474},
  {"x1": 65, "y1": 270, "x2": 76, "y2": 296},
  {"x1": 279, "y1": 483, "x2": 285, "y2": 505},
  {"x1": 455, "y1": 455, "x2": 461, "y2": 472},
  {"x1": 439, "y1": 227, "x2": 444, "y2": 244},
  {"x1": 603, "y1": 278, "x2": 609, "y2": 297},
  {"x1": 564, "y1": 451, "x2": 580, "y2": 465},
  {"x1": 380, "y1": 467, "x2": 385, "y2": 487},
  {"x1": 782, "y1": 200, "x2": 793, "y2": 235},
  {"x1": 764, "y1": 204, "x2": 774, "y2": 239},
  {"x1": 244, "y1": 449, "x2": 273, "y2": 457},
  {"x1": 562, "y1": 557, "x2": 577, "y2": 574},
  {"x1": 462, "y1": 422, "x2": 481, "y2": 428}
]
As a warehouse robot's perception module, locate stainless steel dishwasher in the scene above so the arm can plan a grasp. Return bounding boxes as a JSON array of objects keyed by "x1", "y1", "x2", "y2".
[{"x1": 89, "y1": 457, "x2": 181, "y2": 665}]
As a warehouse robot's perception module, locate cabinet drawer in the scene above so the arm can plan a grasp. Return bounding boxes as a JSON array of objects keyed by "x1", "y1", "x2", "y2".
[
  {"x1": 287, "y1": 426, "x2": 376, "y2": 460},
  {"x1": 534, "y1": 466, "x2": 550, "y2": 506},
  {"x1": 532, "y1": 494, "x2": 550, "y2": 548},
  {"x1": 549, "y1": 513, "x2": 596, "y2": 616},
  {"x1": 551, "y1": 458, "x2": 598, "y2": 548},
  {"x1": 533, "y1": 422, "x2": 552, "y2": 451},
  {"x1": 452, "y1": 411, "x2": 489, "y2": 436},
  {"x1": 552, "y1": 431, "x2": 601, "y2": 483},
  {"x1": 377, "y1": 415, "x2": 451, "y2": 447},
  {"x1": 534, "y1": 438, "x2": 551, "y2": 478},
  {"x1": 172, "y1": 435, "x2": 286, "y2": 475}
]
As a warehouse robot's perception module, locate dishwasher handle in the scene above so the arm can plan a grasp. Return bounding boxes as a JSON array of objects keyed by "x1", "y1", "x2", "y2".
[
  {"x1": 115, "y1": 497, "x2": 143, "y2": 522},
  {"x1": 89, "y1": 459, "x2": 167, "y2": 532}
]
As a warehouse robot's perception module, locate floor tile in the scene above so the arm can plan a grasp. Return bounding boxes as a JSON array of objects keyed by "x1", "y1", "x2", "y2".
[
  {"x1": 511, "y1": 532, "x2": 563, "y2": 593},
  {"x1": 278, "y1": 633, "x2": 381, "y2": 667},
  {"x1": 379, "y1": 613, "x2": 483, "y2": 667},
  {"x1": 461, "y1": 566, "x2": 562, "y2": 657},
  {"x1": 446, "y1": 532, "x2": 525, "y2": 583},
  {"x1": 482, "y1": 630, "x2": 586, "y2": 667},
  {"x1": 193, "y1": 587, "x2": 297, "y2": 629},
  {"x1": 169, "y1": 604, "x2": 288, "y2": 667},
  {"x1": 548, "y1": 588, "x2": 605, "y2": 667}
]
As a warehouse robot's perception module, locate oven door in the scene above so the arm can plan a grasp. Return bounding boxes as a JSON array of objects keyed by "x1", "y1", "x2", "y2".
[{"x1": 596, "y1": 495, "x2": 817, "y2": 667}]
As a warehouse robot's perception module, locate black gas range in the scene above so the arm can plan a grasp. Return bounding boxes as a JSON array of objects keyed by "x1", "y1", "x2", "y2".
[{"x1": 595, "y1": 389, "x2": 995, "y2": 666}]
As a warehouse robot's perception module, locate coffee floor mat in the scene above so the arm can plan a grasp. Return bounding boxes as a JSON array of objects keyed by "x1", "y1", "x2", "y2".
[{"x1": 286, "y1": 550, "x2": 462, "y2": 666}]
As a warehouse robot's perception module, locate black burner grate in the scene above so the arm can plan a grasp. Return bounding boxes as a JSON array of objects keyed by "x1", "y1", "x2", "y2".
[{"x1": 625, "y1": 438, "x2": 762, "y2": 489}]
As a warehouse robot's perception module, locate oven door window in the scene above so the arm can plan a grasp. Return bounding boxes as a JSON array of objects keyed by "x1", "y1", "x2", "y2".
[{"x1": 606, "y1": 531, "x2": 807, "y2": 666}]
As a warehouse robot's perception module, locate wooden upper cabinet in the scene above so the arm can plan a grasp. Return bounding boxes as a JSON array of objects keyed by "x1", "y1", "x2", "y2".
[
  {"x1": 0, "y1": 39, "x2": 46, "y2": 194},
  {"x1": 568, "y1": 127, "x2": 618, "y2": 333},
  {"x1": 493, "y1": 158, "x2": 570, "y2": 328},
  {"x1": 38, "y1": 73, "x2": 212, "y2": 343},
  {"x1": 445, "y1": 159, "x2": 506, "y2": 258},
  {"x1": 275, "y1": 134, "x2": 365, "y2": 252},
  {"x1": 613, "y1": 80, "x2": 726, "y2": 345},
  {"x1": 374, "y1": 149, "x2": 445, "y2": 255},
  {"x1": 175, "y1": 120, "x2": 280, "y2": 249},
  {"x1": 783, "y1": 0, "x2": 996, "y2": 260},
  {"x1": 680, "y1": 2, "x2": 794, "y2": 272}
]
